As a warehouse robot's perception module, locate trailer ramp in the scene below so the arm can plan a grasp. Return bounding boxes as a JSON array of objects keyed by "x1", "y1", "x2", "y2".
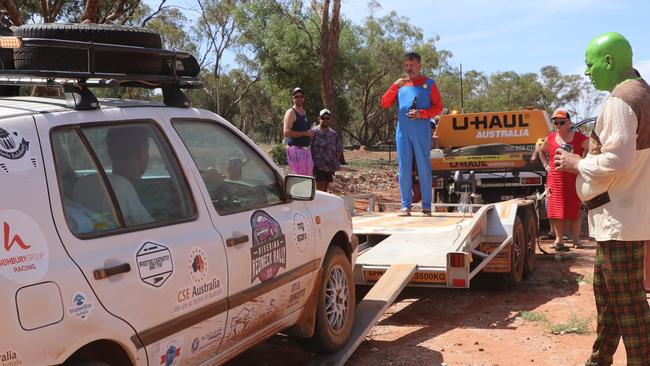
[{"x1": 310, "y1": 263, "x2": 416, "y2": 366}]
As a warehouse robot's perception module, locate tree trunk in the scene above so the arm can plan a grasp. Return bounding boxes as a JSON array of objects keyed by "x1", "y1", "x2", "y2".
[
  {"x1": 1, "y1": 0, "x2": 22, "y2": 26},
  {"x1": 82, "y1": 0, "x2": 100, "y2": 23},
  {"x1": 316, "y1": 0, "x2": 343, "y2": 161}
]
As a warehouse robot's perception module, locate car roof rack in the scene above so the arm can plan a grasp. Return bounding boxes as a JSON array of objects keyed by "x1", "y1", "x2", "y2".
[{"x1": 0, "y1": 36, "x2": 204, "y2": 110}]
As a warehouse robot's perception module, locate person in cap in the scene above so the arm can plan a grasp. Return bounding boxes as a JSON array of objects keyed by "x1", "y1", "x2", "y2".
[
  {"x1": 381, "y1": 51, "x2": 443, "y2": 217},
  {"x1": 283, "y1": 87, "x2": 315, "y2": 175},
  {"x1": 554, "y1": 32, "x2": 650, "y2": 366},
  {"x1": 537, "y1": 108, "x2": 589, "y2": 251},
  {"x1": 310, "y1": 108, "x2": 343, "y2": 192}
]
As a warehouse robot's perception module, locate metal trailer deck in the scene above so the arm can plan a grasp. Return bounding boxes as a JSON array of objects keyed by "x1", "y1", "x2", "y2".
[
  {"x1": 353, "y1": 200, "x2": 531, "y2": 289},
  {"x1": 311, "y1": 198, "x2": 537, "y2": 365}
]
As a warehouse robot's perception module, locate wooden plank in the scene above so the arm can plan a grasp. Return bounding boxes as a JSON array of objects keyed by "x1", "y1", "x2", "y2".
[{"x1": 310, "y1": 263, "x2": 417, "y2": 366}]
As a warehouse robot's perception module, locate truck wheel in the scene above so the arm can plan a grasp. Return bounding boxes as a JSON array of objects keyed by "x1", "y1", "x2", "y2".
[
  {"x1": 13, "y1": 24, "x2": 163, "y2": 75},
  {"x1": 507, "y1": 216, "x2": 526, "y2": 285},
  {"x1": 524, "y1": 212, "x2": 538, "y2": 277},
  {"x1": 312, "y1": 246, "x2": 355, "y2": 353}
]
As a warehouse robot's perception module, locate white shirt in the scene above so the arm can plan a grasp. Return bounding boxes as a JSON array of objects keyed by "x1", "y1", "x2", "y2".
[{"x1": 576, "y1": 95, "x2": 650, "y2": 241}]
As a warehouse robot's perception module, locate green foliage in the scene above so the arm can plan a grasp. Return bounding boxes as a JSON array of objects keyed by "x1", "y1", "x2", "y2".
[
  {"x1": 270, "y1": 143, "x2": 288, "y2": 165},
  {"x1": 519, "y1": 310, "x2": 592, "y2": 335},
  {"x1": 519, "y1": 311, "x2": 548, "y2": 322},
  {"x1": 546, "y1": 312, "x2": 592, "y2": 335}
]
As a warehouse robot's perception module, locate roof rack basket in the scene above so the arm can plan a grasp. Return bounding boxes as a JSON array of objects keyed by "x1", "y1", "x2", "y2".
[{"x1": 0, "y1": 36, "x2": 203, "y2": 110}]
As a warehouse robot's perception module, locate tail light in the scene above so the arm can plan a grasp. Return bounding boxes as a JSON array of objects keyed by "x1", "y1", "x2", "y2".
[
  {"x1": 452, "y1": 278, "x2": 466, "y2": 287},
  {"x1": 448, "y1": 252, "x2": 466, "y2": 268},
  {"x1": 520, "y1": 177, "x2": 542, "y2": 186}
]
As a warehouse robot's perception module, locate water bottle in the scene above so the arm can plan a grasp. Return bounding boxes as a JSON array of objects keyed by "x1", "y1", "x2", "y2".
[{"x1": 410, "y1": 96, "x2": 418, "y2": 111}]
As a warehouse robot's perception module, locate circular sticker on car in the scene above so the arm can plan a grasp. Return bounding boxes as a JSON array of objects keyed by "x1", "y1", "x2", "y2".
[
  {"x1": 189, "y1": 247, "x2": 208, "y2": 283},
  {"x1": 0, "y1": 210, "x2": 49, "y2": 284}
]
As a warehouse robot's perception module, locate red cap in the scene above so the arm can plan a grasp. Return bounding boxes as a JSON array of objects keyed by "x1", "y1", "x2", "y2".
[{"x1": 551, "y1": 108, "x2": 570, "y2": 120}]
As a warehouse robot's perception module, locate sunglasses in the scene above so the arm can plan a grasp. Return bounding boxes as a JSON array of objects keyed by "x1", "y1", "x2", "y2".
[
  {"x1": 320, "y1": 116, "x2": 330, "y2": 120},
  {"x1": 553, "y1": 120, "x2": 568, "y2": 126}
]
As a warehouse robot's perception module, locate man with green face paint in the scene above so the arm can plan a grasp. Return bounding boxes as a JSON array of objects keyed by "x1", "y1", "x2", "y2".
[{"x1": 554, "y1": 32, "x2": 650, "y2": 366}]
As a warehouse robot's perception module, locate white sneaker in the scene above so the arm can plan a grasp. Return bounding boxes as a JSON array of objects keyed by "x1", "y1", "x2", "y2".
[{"x1": 398, "y1": 207, "x2": 411, "y2": 217}]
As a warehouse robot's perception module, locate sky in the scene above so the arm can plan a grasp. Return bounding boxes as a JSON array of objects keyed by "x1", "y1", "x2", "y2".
[{"x1": 339, "y1": 0, "x2": 650, "y2": 78}]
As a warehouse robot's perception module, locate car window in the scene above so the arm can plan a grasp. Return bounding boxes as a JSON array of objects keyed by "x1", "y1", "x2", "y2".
[
  {"x1": 52, "y1": 122, "x2": 195, "y2": 236},
  {"x1": 173, "y1": 120, "x2": 282, "y2": 214}
]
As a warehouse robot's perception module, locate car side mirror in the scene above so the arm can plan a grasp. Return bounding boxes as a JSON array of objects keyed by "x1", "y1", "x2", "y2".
[{"x1": 284, "y1": 175, "x2": 315, "y2": 201}]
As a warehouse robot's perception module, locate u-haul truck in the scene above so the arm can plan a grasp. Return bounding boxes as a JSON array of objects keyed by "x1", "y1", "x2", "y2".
[{"x1": 431, "y1": 109, "x2": 552, "y2": 204}]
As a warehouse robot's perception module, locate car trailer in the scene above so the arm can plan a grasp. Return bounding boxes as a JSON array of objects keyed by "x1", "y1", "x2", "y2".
[{"x1": 313, "y1": 197, "x2": 538, "y2": 365}]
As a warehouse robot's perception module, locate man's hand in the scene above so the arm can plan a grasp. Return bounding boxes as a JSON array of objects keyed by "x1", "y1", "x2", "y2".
[
  {"x1": 394, "y1": 77, "x2": 409, "y2": 88},
  {"x1": 407, "y1": 109, "x2": 420, "y2": 120},
  {"x1": 303, "y1": 130, "x2": 315, "y2": 138},
  {"x1": 554, "y1": 148, "x2": 581, "y2": 173}
]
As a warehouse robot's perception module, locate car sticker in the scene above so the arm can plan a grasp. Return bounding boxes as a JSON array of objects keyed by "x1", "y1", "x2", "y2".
[
  {"x1": 0, "y1": 210, "x2": 48, "y2": 285},
  {"x1": 68, "y1": 291, "x2": 94, "y2": 321},
  {"x1": 0, "y1": 349, "x2": 22, "y2": 366},
  {"x1": 158, "y1": 337, "x2": 183, "y2": 366},
  {"x1": 0, "y1": 127, "x2": 37, "y2": 174},
  {"x1": 292, "y1": 211, "x2": 312, "y2": 253},
  {"x1": 229, "y1": 306, "x2": 255, "y2": 338},
  {"x1": 174, "y1": 247, "x2": 223, "y2": 314},
  {"x1": 189, "y1": 324, "x2": 224, "y2": 356},
  {"x1": 136, "y1": 242, "x2": 173, "y2": 288},
  {"x1": 250, "y1": 210, "x2": 286, "y2": 284},
  {"x1": 288, "y1": 280, "x2": 307, "y2": 307}
]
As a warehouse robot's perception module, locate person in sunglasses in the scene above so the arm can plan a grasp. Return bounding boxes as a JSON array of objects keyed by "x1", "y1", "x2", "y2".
[
  {"x1": 283, "y1": 87, "x2": 315, "y2": 175},
  {"x1": 538, "y1": 108, "x2": 589, "y2": 252},
  {"x1": 310, "y1": 108, "x2": 343, "y2": 192}
]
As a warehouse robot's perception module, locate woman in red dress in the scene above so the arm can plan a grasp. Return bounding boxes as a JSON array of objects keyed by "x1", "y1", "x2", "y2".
[{"x1": 540, "y1": 109, "x2": 589, "y2": 252}]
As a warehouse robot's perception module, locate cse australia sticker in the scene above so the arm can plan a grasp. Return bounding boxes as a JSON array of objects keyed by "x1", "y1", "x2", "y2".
[{"x1": 0, "y1": 210, "x2": 48, "y2": 284}]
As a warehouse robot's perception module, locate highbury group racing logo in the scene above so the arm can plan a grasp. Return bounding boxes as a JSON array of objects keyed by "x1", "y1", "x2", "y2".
[
  {"x1": 0, "y1": 128, "x2": 29, "y2": 160},
  {"x1": 250, "y1": 211, "x2": 286, "y2": 284}
]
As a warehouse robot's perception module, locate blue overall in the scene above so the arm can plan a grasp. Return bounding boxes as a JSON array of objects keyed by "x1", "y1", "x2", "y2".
[{"x1": 396, "y1": 79, "x2": 433, "y2": 210}]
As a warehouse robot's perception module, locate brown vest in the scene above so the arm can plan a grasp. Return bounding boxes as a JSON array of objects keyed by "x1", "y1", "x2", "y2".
[{"x1": 589, "y1": 78, "x2": 650, "y2": 154}]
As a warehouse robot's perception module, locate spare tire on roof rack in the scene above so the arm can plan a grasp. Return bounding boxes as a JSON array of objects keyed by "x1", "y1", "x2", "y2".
[{"x1": 13, "y1": 24, "x2": 165, "y2": 75}]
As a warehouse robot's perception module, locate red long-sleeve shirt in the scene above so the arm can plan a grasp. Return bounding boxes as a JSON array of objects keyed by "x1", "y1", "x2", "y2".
[{"x1": 381, "y1": 75, "x2": 443, "y2": 119}]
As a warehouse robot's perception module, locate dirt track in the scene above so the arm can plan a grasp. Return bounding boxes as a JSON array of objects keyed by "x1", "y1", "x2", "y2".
[{"x1": 227, "y1": 239, "x2": 630, "y2": 366}]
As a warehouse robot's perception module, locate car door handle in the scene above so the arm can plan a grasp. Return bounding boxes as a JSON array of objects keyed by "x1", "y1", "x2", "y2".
[
  {"x1": 226, "y1": 234, "x2": 249, "y2": 247},
  {"x1": 93, "y1": 263, "x2": 131, "y2": 280}
]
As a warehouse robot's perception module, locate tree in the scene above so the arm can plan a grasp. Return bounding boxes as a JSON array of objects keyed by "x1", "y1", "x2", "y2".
[{"x1": 1, "y1": 0, "x2": 145, "y2": 25}]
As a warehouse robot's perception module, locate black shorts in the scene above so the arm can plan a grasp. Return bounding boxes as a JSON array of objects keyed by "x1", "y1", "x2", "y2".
[{"x1": 313, "y1": 168, "x2": 334, "y2": 183}]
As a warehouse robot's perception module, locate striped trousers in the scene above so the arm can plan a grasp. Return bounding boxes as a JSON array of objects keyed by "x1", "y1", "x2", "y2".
[{"x1": 587, "y1": 241, "x2": 650, "y2": 366}]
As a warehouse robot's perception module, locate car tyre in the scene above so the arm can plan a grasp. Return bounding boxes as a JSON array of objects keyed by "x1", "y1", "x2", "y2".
[
  {"x1": 507, "y1": 216, "x2": 526, "y2": 285},
  {"x1": 13, "y1": 24, "x2": 164, "y2": 75},
  {"x1": 311, "y1": 245, "x2": 355, "y2": 353},
  {"x1": 524, "y1": 212, "x2": 538, "y2": 277}
]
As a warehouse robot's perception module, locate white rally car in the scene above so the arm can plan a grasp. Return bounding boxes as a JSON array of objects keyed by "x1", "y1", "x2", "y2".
[{"x1": 0, "y1": 24, "x2": 355, "y2": 366}]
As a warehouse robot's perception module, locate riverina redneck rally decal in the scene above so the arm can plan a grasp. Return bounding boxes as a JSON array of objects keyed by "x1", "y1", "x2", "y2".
[
  {"x1": 0, "y1": 210, "x2": 48, "y2": 284},
  {"x1": 250, "y1": 210, "x2": 286, "y2": 284},
  {"x1": 0, "y1": 127, "x2": 37, "y2": 174}
]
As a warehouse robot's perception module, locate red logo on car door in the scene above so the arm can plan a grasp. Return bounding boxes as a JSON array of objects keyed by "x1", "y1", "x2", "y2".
[{"x1": 3, "y1": 222, "x2": 31, "y2": 251}]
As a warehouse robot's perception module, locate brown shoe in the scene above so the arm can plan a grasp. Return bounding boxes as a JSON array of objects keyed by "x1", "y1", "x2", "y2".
[
  {"x1": 422, "y1": 209, "x2": 432, "y2": 217},
  {"x1": 398, "y1": 207, "x2": 411, "y2": 217}
]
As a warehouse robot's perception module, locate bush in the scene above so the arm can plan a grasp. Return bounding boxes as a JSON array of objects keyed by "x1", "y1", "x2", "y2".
[{"x1": 270, "y1": 144, "x2": 287, "y2": 165}]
